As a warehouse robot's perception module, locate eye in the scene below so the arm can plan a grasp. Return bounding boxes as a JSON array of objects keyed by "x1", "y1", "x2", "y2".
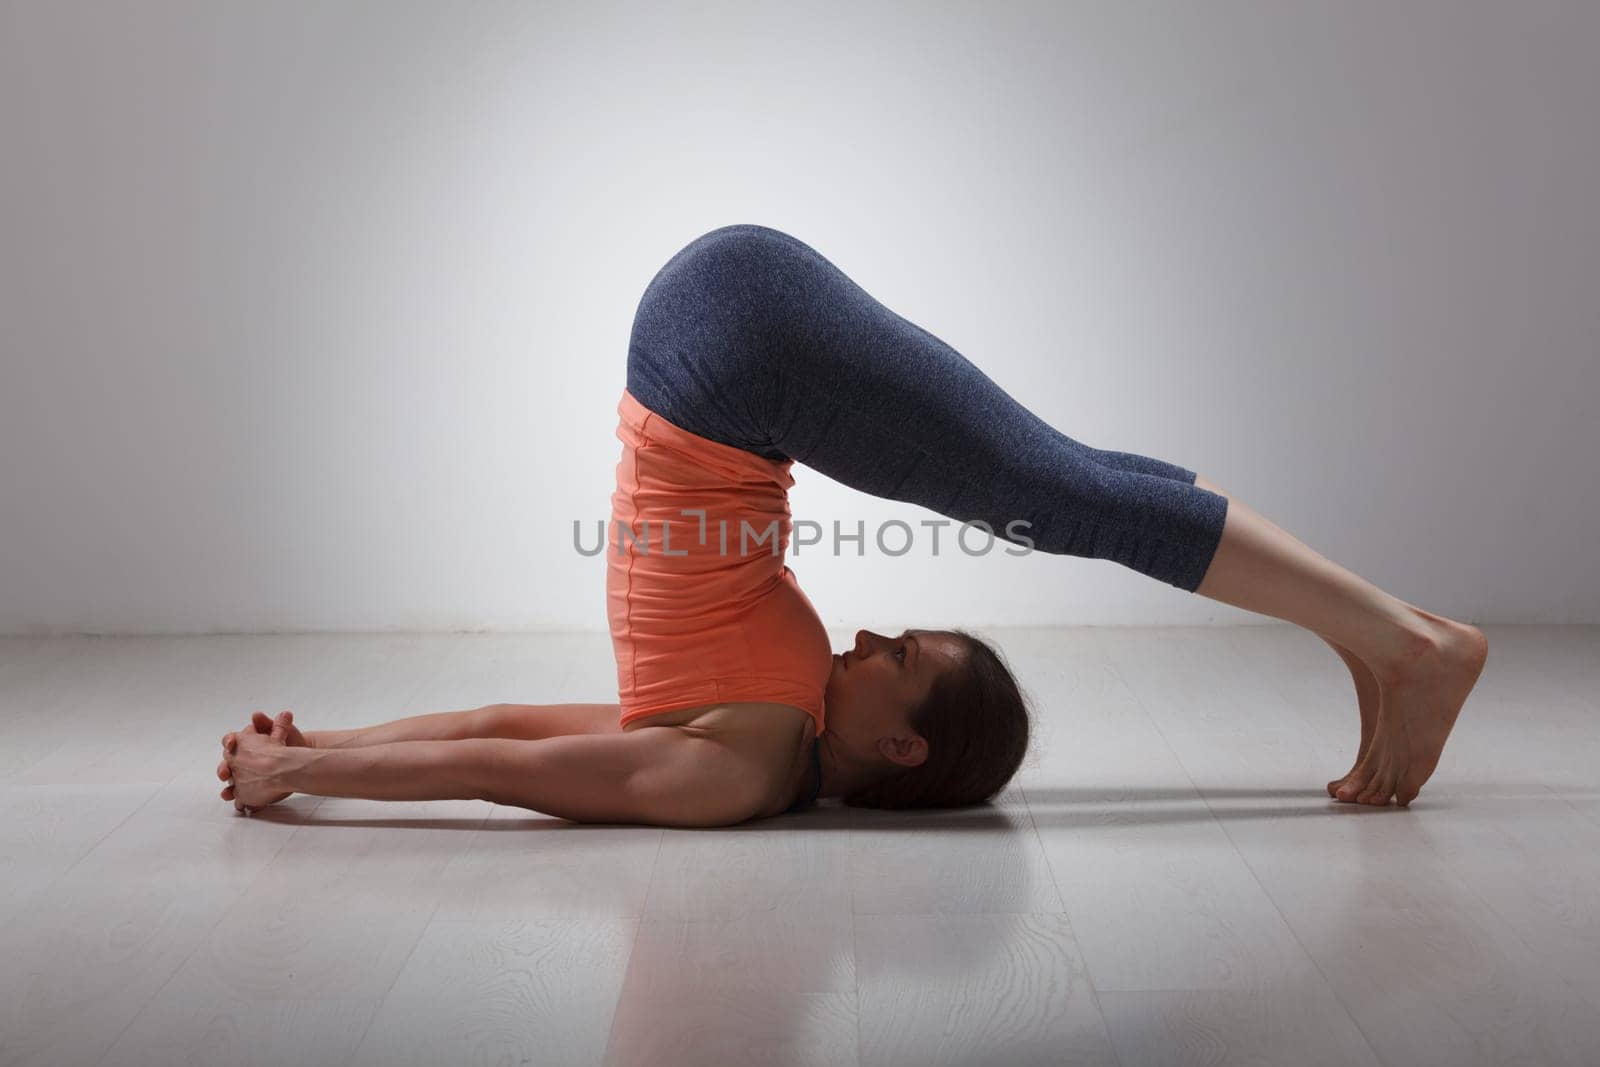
[{"x1": 895, "y1": 645, "x2": 907, "y2": 663}]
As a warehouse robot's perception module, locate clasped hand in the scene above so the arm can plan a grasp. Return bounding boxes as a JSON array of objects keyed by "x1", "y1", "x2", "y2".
[{"x1": 217, "y1": 710, "x2": 298, "y2": 814}]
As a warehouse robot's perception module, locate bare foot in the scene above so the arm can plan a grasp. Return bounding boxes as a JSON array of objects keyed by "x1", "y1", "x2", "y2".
[
  {"x1": 1336, "y1": 613, "x2": 1488, "y2": 808},
  {"x1": 1330, "y1": 702, "x2": 1410, "y2": 807},
  {"x1": 1320, "y1": 637, "x2": 1380, "y2": 800}
]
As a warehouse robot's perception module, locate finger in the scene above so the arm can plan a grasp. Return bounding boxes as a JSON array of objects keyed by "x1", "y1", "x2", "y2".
[
  {"x1": 252, "y1": 710, "x2": 275, "y2": 734},
  {"x1": 269, "y1": 710, "x2": 291, "y2": 744},
  {"x1": 217, "y1": 757, "x2": 230, "y2": 781},
  {"x1": 221, "y1": 784, "x2": 235, "y2": 801}
]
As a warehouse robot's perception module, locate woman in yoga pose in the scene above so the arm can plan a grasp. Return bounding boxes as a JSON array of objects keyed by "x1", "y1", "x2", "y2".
[{"x1": 219, "y1": 224, "x2": 1487, "y2": 824}]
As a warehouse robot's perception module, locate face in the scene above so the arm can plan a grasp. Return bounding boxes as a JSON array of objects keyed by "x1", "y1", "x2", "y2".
[{"x1": 824, "y1": 628, "x2": 969, "y2": 769}]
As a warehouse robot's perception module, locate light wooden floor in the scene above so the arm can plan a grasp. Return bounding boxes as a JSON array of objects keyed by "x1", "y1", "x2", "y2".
[{"x1": 1, "y1": 624, "x2": 1596, "y2": 1067}]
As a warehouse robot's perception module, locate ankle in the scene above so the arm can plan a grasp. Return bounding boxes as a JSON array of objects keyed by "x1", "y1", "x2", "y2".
[{"x1": 1364, "y1": 612, "x2": 1443, "y2": 683}]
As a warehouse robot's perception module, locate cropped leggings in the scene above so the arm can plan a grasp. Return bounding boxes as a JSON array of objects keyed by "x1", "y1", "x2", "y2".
[{"x1": 625, "y1": 224, "x2": 1230, "y2": 592}]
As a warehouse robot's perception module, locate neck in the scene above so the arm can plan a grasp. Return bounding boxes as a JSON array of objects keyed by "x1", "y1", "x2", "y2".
[{"x1": 816, "y1": 731, "x2": 888, "y2": 800}]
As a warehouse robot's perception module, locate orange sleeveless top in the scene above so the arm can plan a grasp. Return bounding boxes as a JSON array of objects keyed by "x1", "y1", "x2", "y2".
[{"x1": 606, "y1": 388, "x2": 831, "y2": 737}]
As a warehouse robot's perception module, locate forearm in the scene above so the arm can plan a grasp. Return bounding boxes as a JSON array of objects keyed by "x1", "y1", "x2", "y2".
[
  {"x1": 304, "y1": 706, "x2": 486, "y2": 750},
  {"x1": 278, "y1": 739, "x2": 487, "y2": 802}
]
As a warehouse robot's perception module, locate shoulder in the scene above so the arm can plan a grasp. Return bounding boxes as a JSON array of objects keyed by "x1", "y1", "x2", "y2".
[
  {"x1": 630, "y1": 702, "x2": 814, "y2": 823},
  {"x1": 618, "y1": 729, "x2": 762, "y2": 827}
]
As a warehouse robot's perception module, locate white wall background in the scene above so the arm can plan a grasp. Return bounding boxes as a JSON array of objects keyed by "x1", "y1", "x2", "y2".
[{"x1": 2, "y1": 0, "x2": 1596, "y2": 636}]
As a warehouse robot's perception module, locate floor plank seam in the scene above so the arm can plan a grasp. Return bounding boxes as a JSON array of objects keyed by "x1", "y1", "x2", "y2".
[
  {"x1": 89, "y1": 798, "x2": 323, "y2": 1066},
  {"x1": 598, "y1": 826, "x2": 664, "y2": 1066},
  {"x1": 1020, "y1": 782, "x2": 1125, "y2": 1067},
  {"x1": 1112, "y1": 645, "x2": 1391, "y2": 1067}
]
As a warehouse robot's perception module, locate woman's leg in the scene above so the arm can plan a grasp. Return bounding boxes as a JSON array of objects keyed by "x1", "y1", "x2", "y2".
[
  {"x1": 1047, "y1": 452, "x2": 1385, "y2": 797},
  {"x1": 630, "y1": 224, "x2": 1228, "y2": 590},
  {"x1": 1189, "y1": 475, "x2": 1397, "y2": 803},
  {"x1": 1188, "y1": 478, "x2": 1486, "y2": 806},
  {"x1": 1078, "y1": 457, "x2": 1386, "y2": 800},
  {"x1": 630, "y1": 224, "x2": 1486, "y2": 806},
  {"x1": 1050, "y1": 453, "x2": 1384, "y2": 798},
  {"x1": 973, "y1": 436, "x2": 1387, "y2": 799}
]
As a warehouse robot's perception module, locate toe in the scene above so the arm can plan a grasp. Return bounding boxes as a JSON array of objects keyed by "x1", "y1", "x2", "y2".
[
  {"x1": 1336, "y1": 764, "x2": 1373, "y2": 802},
  {"x1": 1360, "y1": 764, "x2": 1396, "y2": 807},
  {"x1": 1354, "y1": 760, "x2": 1385, "y2": 805}
]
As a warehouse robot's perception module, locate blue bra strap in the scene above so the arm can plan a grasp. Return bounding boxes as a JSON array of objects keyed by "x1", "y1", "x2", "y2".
[{"x1": 785, "y1": 737, "x2": 822, "y2": 814}]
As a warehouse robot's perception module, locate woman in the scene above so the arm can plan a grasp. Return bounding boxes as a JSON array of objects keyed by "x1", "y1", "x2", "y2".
[{"x1": 220, "y1": 224, "x2": 1487, "y2": 823}]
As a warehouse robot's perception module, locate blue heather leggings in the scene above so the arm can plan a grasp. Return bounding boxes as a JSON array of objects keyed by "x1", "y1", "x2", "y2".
[{"x1": 625, "y1": 224, "x2": 1230, "y2": 591}]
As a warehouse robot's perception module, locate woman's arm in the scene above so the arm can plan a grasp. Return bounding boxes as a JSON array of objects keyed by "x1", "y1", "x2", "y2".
[
  {"x1": 269, "y1": 729, "x2": 767, "y2": 827},
  {"x1": 303, "y1": 707, "x2": 485, "y2": 749},
  {"x1": 302, "y1": 703, "x2": 622, "y2": 749}
]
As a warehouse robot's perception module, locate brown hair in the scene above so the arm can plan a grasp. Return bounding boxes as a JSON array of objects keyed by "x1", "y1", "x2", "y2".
[{"x1": 841, "y1": 629, "x2": 1032, "y2": 810}]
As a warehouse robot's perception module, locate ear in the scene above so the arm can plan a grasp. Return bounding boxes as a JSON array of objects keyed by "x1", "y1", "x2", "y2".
[{"x1": 879, "y1": 733, "x2": 928, "y2": 770}]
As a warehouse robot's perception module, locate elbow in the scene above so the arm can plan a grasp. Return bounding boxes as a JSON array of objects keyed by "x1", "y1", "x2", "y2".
[{"x1": 642, "y1": 785, "x2": 765, "y2": 829}]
